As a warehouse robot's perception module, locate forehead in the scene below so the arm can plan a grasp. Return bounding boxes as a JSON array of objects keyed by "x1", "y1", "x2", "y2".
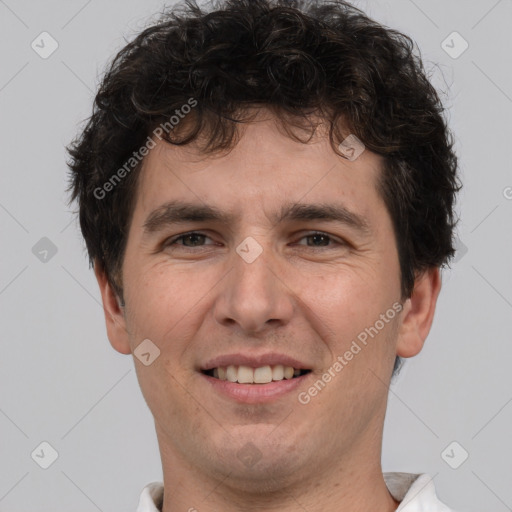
[{"x1": 133, "y1": 111, "x2": 386, "y2": 228}]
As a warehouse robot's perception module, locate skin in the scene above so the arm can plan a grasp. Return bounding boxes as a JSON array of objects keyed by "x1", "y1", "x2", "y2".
[{"x1": 95, "y1": 108, "x2": 441, "y2": 512}]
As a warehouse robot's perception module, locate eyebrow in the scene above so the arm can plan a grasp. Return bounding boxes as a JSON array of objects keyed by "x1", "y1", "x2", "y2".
[{"x1": 142, "y1": 200, "x2": 371, "y2": 235}]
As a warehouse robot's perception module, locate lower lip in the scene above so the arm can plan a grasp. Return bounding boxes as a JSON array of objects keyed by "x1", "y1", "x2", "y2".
[{"x1": 200, "y1": 372, "x2": 311, "y2": 403}]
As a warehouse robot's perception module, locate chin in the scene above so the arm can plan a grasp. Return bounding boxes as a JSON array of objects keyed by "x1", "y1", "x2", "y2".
[{"x1": 203, "y1": 427, "x2": 306, "y2": 488}]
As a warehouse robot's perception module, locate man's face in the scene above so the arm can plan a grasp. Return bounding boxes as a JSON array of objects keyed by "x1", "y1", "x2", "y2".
[{"x1": 108, "y1": 111, "x2": 408, "y2": 488}]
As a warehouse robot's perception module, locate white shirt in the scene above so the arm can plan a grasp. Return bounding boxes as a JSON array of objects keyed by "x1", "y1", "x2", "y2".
[{"x1": 136, "y1": 472, "x2": 458, "y2": 511}]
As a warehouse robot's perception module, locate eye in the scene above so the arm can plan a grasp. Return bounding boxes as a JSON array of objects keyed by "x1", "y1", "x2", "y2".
[
  {"x1": 294, "y1": 232, "x2": 344, "y2": 248},
  {"x1": 164, "y1": 231, "x2": 215, "y2": 248}
]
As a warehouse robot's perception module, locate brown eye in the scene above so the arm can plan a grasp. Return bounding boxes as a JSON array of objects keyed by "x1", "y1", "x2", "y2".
[
  {"x1": 304, "y1": 233, "x2": 331, "y2": 247},
  {"x1": 295, "y1": 232, "x2": 344, "y2": 248},
  {"x1": 164, "y1": 231, "x2": 215, "y2": 248}
]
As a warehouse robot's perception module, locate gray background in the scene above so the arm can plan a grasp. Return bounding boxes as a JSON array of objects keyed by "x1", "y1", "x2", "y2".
[{"x1": 1, "y1": 0, "x2": 511, "y2": 510}]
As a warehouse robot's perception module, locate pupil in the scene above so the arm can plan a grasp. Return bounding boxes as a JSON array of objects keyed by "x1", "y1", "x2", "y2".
[
  {"x1": 309, "y1": 234, "x2": 328, "y2": 246},
  {"x1": 185, "y1": 234, "x2": 204, "y2": 246}
]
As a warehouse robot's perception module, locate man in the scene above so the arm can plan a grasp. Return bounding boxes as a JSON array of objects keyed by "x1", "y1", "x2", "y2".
[{"x1": 67, "y1": 0, "x2": 461, "y2": 510}]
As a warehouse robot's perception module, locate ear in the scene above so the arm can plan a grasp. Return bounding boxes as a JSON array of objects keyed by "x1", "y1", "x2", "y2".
[
  {"x1": 94, "y1": 261, "x2": 132, "y2": 355},
  {"x1": 396, "y1": 267, "x2": 442, "y2": 358}
]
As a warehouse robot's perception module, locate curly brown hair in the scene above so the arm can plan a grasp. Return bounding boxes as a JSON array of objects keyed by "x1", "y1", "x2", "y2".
[{"x1": 66, "y1": 0, "x2": 460, "y2": 318}]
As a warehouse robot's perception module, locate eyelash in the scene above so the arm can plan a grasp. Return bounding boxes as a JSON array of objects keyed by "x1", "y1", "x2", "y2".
[{"x1": 163, "y1": 231, "x2": 346, "y2": 250}]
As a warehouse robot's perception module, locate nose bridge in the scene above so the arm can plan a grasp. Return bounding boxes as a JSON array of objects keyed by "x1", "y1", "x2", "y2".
[{"x1": 214, "y1": 235, "x2": 293, "y2": 334}]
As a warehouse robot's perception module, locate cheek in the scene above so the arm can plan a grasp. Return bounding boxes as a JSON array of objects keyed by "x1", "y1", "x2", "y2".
[
  {"x1": 133, "y1": 356, "x2": 190, "y2": 432},
  {"x1": 298, "y1": 263, "x2": 390, "y2": 325},
  {"x1": 297, "y1": 263, "x2": 400, "y2": 370},
  {"x1": 123, "y1": 259, "x2": 196, "y2": 337}
]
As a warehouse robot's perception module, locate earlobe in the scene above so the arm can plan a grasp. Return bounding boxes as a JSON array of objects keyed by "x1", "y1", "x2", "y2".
[
  {"x1": 396, "y1": 267, "x2": 442, "y2": 358},
  {"x1": 93, "y1": 261, "x2": 132, "y2": 355}
]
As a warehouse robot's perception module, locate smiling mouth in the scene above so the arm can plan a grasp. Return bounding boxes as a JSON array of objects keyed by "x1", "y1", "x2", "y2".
[{"x1": 201, "y1": 365, "x2": 312, "y2": 384}]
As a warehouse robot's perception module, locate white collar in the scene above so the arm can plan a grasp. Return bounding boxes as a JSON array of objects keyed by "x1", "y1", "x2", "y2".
[
  {"x1": 136, "y1": 472, "x2": 457, "y2": 511},
  {"x1": 384, "y1": 473, "x2": 457, "y2": 511}
]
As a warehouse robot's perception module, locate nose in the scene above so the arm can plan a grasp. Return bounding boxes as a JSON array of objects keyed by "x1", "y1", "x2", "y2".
[{"x1": 212, "y1": 241, "x2": 294, "y2": 336}]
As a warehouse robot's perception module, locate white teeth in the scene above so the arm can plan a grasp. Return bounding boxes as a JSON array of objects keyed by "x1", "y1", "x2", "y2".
[
  {"x1": 284, "y1": 366, "x2": 294, "y2": 379},
  {"x1": 272, "y1": 364, "x2": 284, "y2": 380},
  {"x1": 210, "y1": 364, "x2": 306, "y2": 383},
  {"x1": 254, "y1": 366, "x2": 272, "y2": 384},
  {"x1": 226, "y1": 365, "x2": 238, "y2": 382},
  {"x1": 237, "y1": 365, "x2": 254, "y2": 384}
]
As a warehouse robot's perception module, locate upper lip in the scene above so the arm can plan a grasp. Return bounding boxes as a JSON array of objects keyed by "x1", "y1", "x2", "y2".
[{"x1": 200, "y1": 352, "x2": 310, "y2": 371}]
